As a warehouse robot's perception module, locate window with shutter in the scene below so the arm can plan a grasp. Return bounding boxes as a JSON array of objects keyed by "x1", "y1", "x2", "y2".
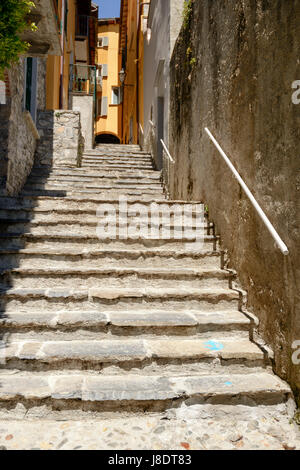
[
  {"x1": 102, "y1": 64, "x2": 108, "y2": 77},
  {"x1": 101, "y1": 96, "x2": 108, "y2": 116},
  {"x1": 102, "y1": 36, "x2": 109, "y2": 47}
]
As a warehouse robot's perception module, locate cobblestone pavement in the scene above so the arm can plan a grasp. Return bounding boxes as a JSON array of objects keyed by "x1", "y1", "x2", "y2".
[{"x1": 0, "y1": 404, "x2": 299, "y2": 450}]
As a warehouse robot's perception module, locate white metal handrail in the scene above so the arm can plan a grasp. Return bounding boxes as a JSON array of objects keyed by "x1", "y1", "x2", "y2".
[
  {"x1": 149, "y1": 119, "x2": 155, "y2": 127},
  {"x1": 160, "y1": 139, "x2": 175, "y2": 164},
  {"x1": 205, "y1": 127, "x2": 289, "y2": 255}
]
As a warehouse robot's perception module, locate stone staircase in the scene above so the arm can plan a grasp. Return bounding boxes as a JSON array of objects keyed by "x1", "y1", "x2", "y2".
[{"x1": 0, "y1": 144, "x2": 292, "y2": 420}]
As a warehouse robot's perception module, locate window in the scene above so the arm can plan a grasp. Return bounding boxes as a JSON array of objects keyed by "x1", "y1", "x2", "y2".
[
  {"x1": 100, "y1": 96, "x2": 108, "y2": 116},
  {"x1": 24, "y1": 57, "x2": 38, "y2": 123},
  {"x1": 64, "y1": 0, "x2": 68, "y2": 33},
  {"x1": 97, "y1": 36, "x2": 109, "y2": 48},
  {"x1": 111, "y1": 87, "x2": 121, "y2": 105},
  {"x1": 100, "y1": 64, "x2": 108, "y2": 77}
]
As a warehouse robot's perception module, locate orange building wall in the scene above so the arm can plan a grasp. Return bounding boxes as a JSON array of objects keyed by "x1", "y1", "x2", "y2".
[{"x1": 96, "y1": 21, "x2": 122, "y2": 140}]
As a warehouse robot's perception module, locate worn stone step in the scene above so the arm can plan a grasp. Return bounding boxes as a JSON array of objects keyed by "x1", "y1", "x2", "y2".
[
  {"x1": 30, "y1": 168, "x2": 161, "y2": 178},
  {"x1": 0, "y1": 196, "x2": 204, "y2": 210},
  {"x1": 83, "y1": 150, "x2": 150, "y2": 156},
  {"x1": 28, "y1": 174, "x2": 161, "y2": 184},
  {"x1": 0, "y1": 214, "x2": 210, "y2": 231},
  {"x1": 22, "y1": 184, "x2": 163, "y2": 194},
  {"x1": 0, "y1": 233, "x2": 218, "y2": 253},
  {"x1": 24, "y1": 181, "x2": 163, "y2": 190},
  {"x1": 0, "y1": 372, "x2": 290, "y2": 414},
  {"x1": 0, "y1": 309, "x2": 251, "y2": 334},
  {"x1": 0, "y1": 287, "x2": 240, "y2": 313},
  {"x1": 1, "y1": 336, "x2": 264, "y2": 371},
  {"x1": 81, "y1": 154, "x2": 153, "y2": 161},
  {"x1": 0, "y1": 266, "x2": 232, "y2": 289},
  {"x1": 80, "y1": 163, "x2": 154, "y2": 170},
  {"x1": 0, "y1": 247, "x2": 220, "y2": 270},
  {"x1": 18, "y1": 189, "x2": 164, "y2": 198},
  {"x1": 0, "y1": 221, "x2": 209, "y2": 239}
]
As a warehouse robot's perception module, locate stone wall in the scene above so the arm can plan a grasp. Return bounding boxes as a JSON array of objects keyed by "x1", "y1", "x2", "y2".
[
  {"x1": 35, "y1": 110, "x2": 84, "y2": 168},
  {"x1": 5, "y1": 61, "x2": 40, "y2": 196},
  {"x1": 169, "y1": 0, "x2": 300, "y2": 402}
]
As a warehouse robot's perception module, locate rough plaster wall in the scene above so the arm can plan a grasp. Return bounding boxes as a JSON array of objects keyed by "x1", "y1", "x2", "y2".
[
  {"x1": 6, "y1": 61, "x2": 38, "y2": 195},
  {"x1": 169, "y1": 0, "x2": 300, "y2": 402}
]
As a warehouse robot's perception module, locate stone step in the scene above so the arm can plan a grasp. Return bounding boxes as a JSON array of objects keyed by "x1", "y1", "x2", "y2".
[
  {"x1": 0, "y1": 309, "x2": 251, "y2": 334},
  {"x1": 18, "y1": 189, "x2": 164, "y2": 198},
  {"x1": 28, "y1": 174, "x2": 161, "y2": 184},
  {"x1": 80, "y1": 163, "x2": 155, "y2": 170},
  {"x1": 0, "y1": 286, "x2": 240, "y2": 313},
  {"x1": 82, "y1": 156, "x2": 152, "y2": 163},
  {"x1": 0, "y1": 214, "x2": 210, "y2": 230},
  {"x1": 0, "y1": 221, "x2": 209, "y2": 239},
  {"x1": 0, "y1": 233, "x2": 218, "y2": 252},
  {"x1": 30, "y1": 168, "x2": 161, "y2": 179},
  {"x1": 0, "y1": 266, "x2": 232, "y2": 289},
  {"x1": 80, "y1": 160, "x2": 154, "y2": 167},
  {"x1": 0, "y1": 197, "x2": 204, "y2": 212},
  {"x1": 23, "y1": 183, "x2": 163, "y2": 194},
  {"x1": 0, "y1": 371, "x2": 289, "y2": 414},
  {"x1": 85, "y1": 151, "x2": 148, "y2": 155},
  {"x1": 0, "y1": 247, "x2": 220, "y2": 269},
  {"x1": 1, "y1": 336, "x2": 265, "y2": 371},
  {"x1": 83, "y1": 151, "x2": 149, "y2": 156}
]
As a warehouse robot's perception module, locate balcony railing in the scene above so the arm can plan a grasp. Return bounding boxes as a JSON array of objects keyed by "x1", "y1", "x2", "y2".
[{"x1": 69, "y1": 64, "x2": 97, "y2": 97}]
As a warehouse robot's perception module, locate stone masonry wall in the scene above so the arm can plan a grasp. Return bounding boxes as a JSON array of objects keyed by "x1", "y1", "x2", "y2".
[
  {"x1": 35, "y1": 110, "x2": 84, "y2": 168},
  {"x1": 5, "y1": 61, "x2": 39, "y2": 196},
  {"x1": 169, "y1": 0, "x2": 300, "y2": 402}
]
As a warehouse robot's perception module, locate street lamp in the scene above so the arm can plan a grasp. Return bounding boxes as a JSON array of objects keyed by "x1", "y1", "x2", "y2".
[
  {"x1": 119, "y1": 68, "x2": 134, "y2": 87},
  {"x1": 119, "y1": 68, "x2": 126, "y2": 85}
]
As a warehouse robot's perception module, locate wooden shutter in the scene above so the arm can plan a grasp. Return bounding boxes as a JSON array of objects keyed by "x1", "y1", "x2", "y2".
[
  {"x1": 102, "y1": 36, "x2": 109, "y2": 47},
  {"x1": 102, "y1": 64, "x2": 108, "y2": 77},
  {"x1": 101, "y1": 96, "x2": 108, "y2": 116}
]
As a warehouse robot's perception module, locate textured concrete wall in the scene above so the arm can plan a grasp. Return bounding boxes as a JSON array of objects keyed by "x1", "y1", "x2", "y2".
[
  {"x1": 71, "y1": 95, "x2": 94, "y2": 149},
  {"x1": 169, "y1": 0, "x2": 300, "y2": 402},
  {"x1": 35, "y1": 110, "x2": 84, "y2": 168}
]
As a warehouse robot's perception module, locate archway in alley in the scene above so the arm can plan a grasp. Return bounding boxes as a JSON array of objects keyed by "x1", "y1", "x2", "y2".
[{"x1": 95, "y1": 133, "x2": 121, "y2": 145}]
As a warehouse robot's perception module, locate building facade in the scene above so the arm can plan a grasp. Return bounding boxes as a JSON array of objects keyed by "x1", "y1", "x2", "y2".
[
  {"x1": 143, "y1": 0, "x2": 185, "y2": 169},
  {"x1": 96, "y1": 18, "x2": 122, "y2": 144},
  {"x1": 119, "y1": 0, "x2": 150, "y2": 145}
]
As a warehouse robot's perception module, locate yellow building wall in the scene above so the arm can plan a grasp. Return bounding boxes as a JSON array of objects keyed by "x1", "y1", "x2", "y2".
[
  {"x1": 46, "y1": 0, "x2": 76, "y2": 110},
  {"x1": 121, "y1": 0, "x2": 148, "y2": 145},
  {"x1": 122, "y1": 0, "x2": 138, "y2": 144},
  {"x1": 96, "y1": 22, "x2": 122, "y2": 140}
]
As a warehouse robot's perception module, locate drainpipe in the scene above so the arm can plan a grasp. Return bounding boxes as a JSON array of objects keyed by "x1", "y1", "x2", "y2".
[
  {"x1": 59, "y1": 0, "x2": 66, "y2": 109},
  {"x1": 136, "y1": 2, "x2": 149, "y2": 146}
]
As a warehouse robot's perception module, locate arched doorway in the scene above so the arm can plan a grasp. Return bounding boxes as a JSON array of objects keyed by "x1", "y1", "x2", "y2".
[{"x1": 96, "y1": 134, "x2": 120, "y2": 144}]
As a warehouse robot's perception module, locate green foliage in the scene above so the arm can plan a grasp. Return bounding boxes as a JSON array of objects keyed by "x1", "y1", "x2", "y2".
[
  {"x1": 182, "y1": 0, "x2": 193, "y2": 30},
  {"x1": 0, "y1": 1, "x2": 36, "y2": 79}
]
